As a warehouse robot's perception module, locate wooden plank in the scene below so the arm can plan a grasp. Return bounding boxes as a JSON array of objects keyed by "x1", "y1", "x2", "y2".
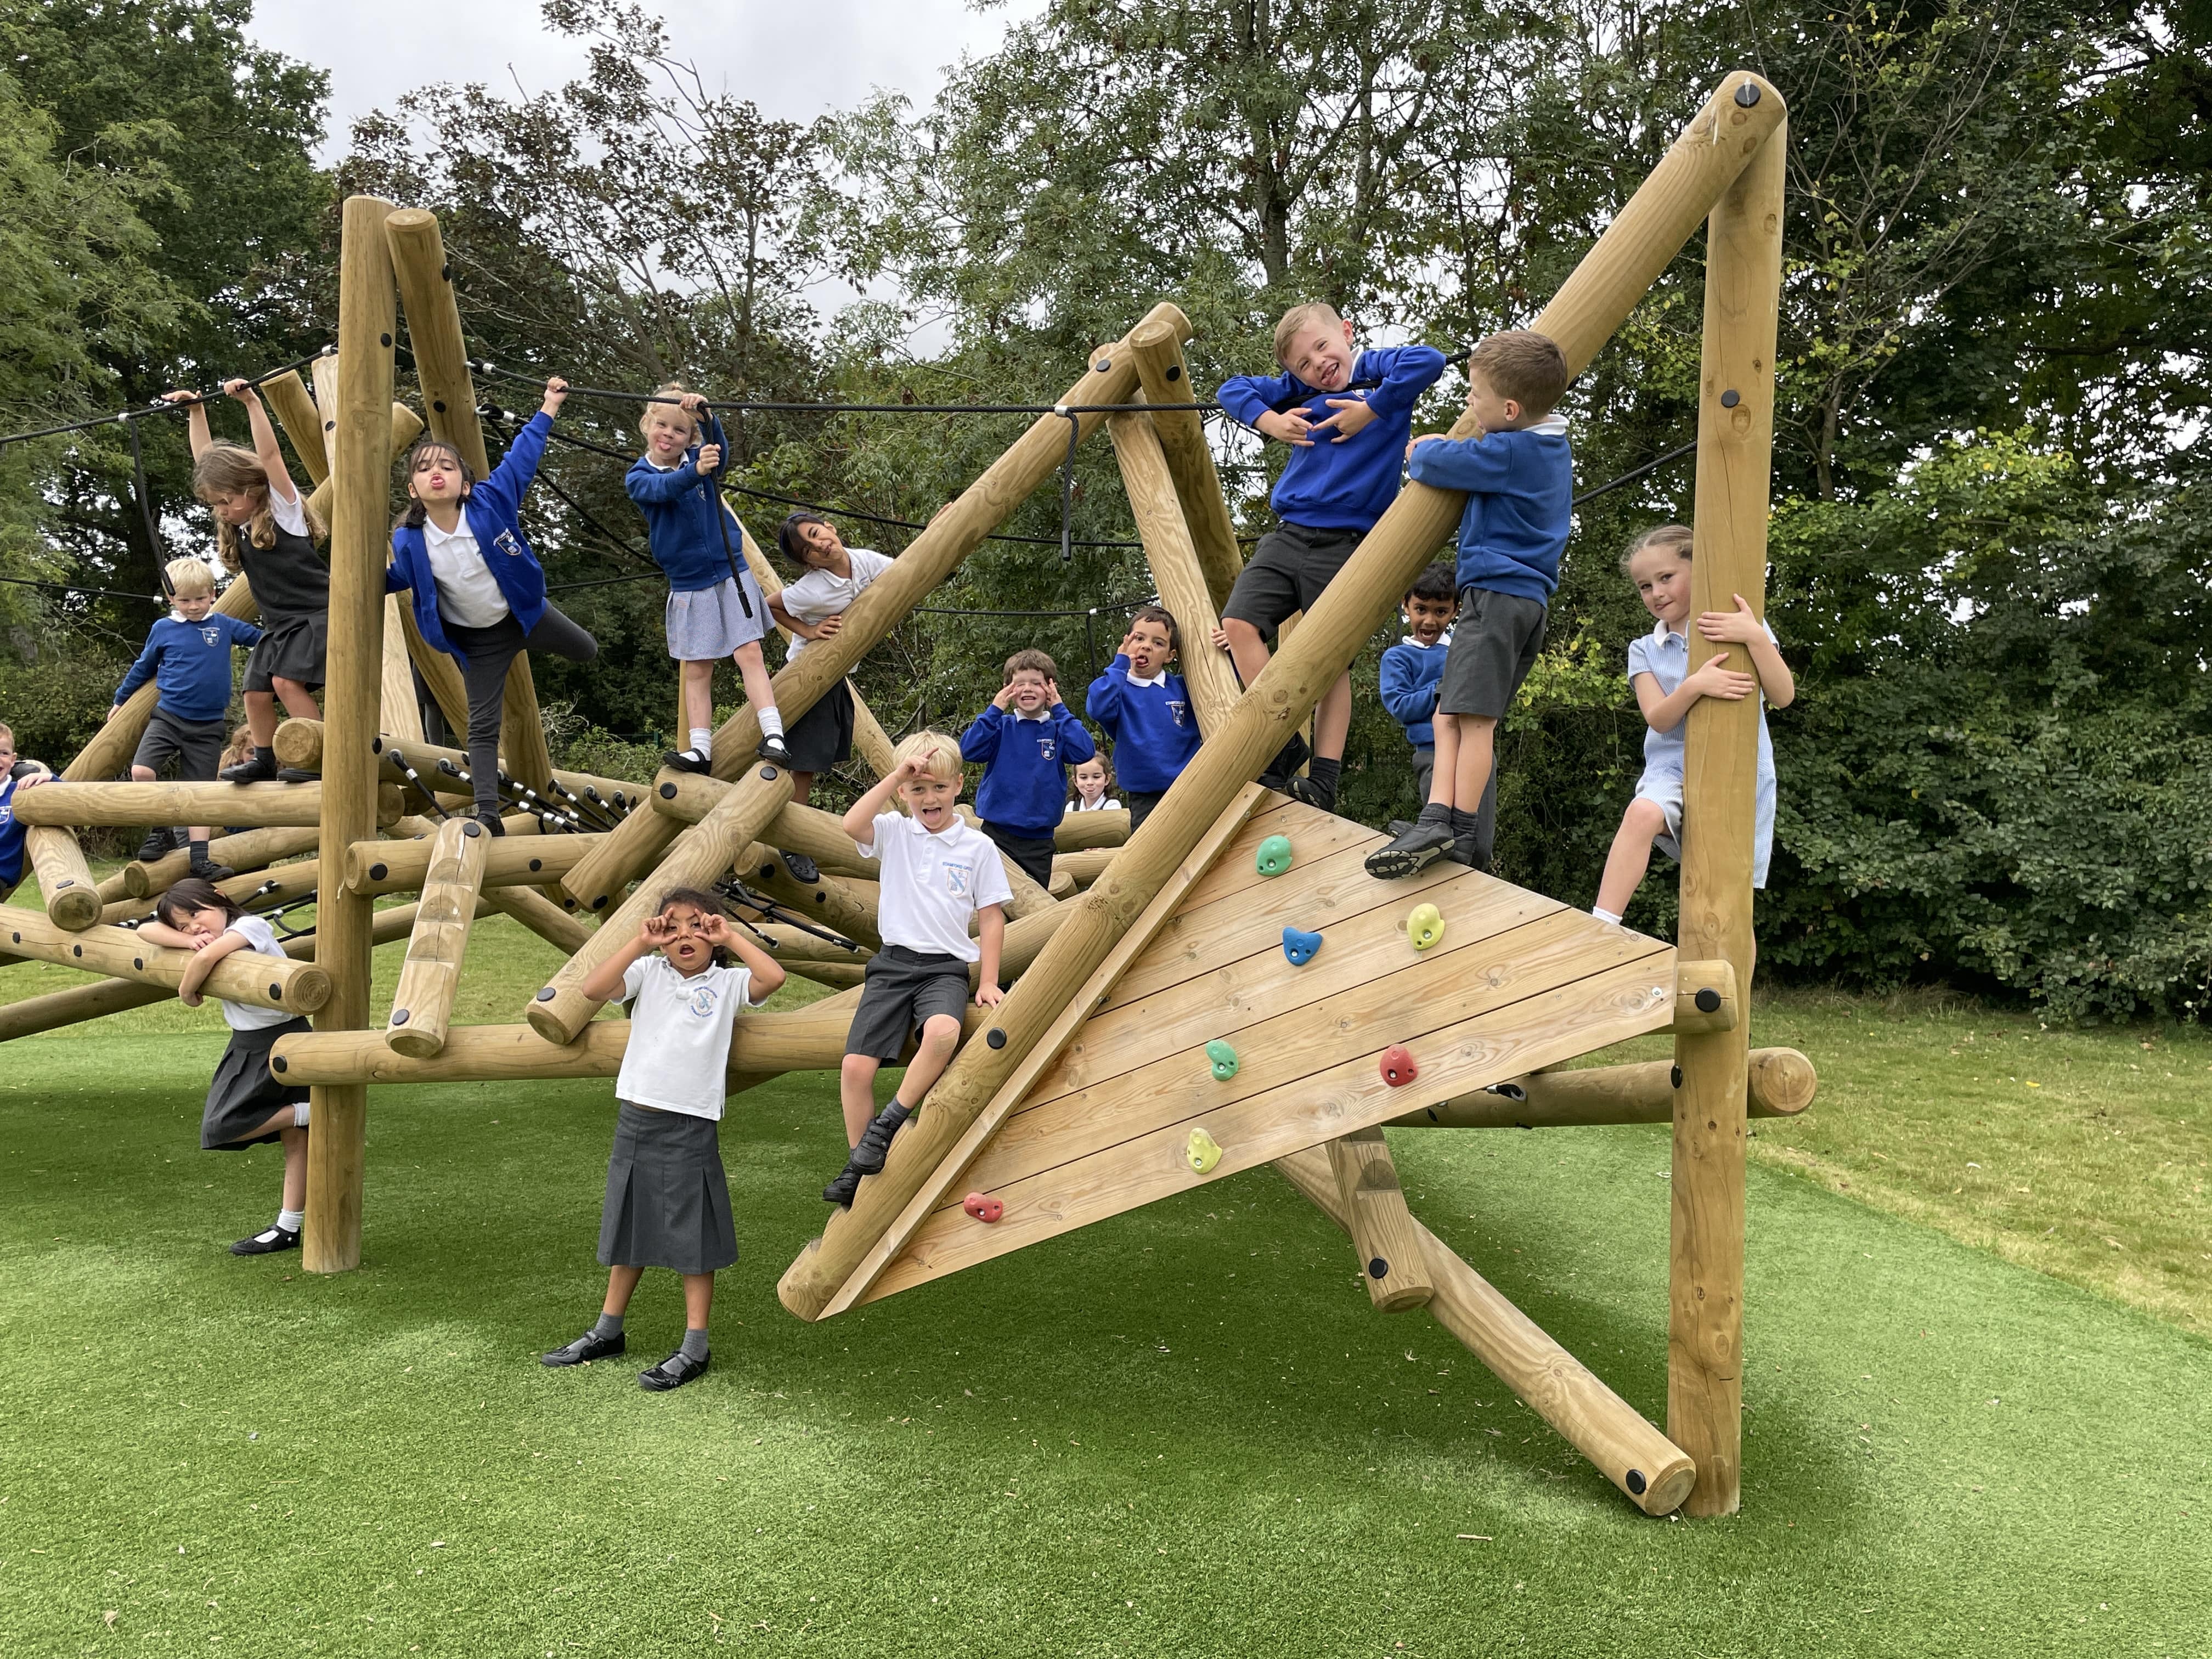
[
  {"x1": 1327, "y1": 1127, "x2": 1435, "y2": 1312},
  {"x1": 864, "y1": 952, "x2": 1678, "y2": 1302}
]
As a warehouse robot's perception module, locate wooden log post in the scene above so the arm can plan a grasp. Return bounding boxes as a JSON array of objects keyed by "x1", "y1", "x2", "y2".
[
  {"x1": 1389, "y1": 1047, "x2": 1816, "y2": 1129},
  {"x1": 383, "y1": 206, "x2": 557, "y2": 798},
  {"x1": 380, "y1": 595, "x2": 428, "y2": 745},
  {"x1": 25, "y1": 826, "x2": 101, "y2": 930},
  {"x1": 260, "y1": 368, "x2": 330, "y2": 485},
  {"x1": 1325, "y1": 1128, "x2": 1436, "y2": 1312},
  {"x1": 384, "y1": 815, "x2": 491, "y2": 1058},
  {"x1": 304, "y1": 402, "x2": 421, "y2": 532},
  {"x1": 0, "y1": 908, "x2": 330, "y2": 1014},
  {"x1": 1126, "y1": 320, "x2": 1243, "y2": 611},
  {"x1": 1671, "y1": 103, "x2": 1788, "y2": 1519},
  {"x1": 123, "y1": 826, "x2": 321, "y2": 900},
  {"x1": 1054, "y1": 811, "x2": 1131, "y2": 852},
  {"x1": 775, "y1": 74, "x2": 1788, "y2": 1323},
  {"x1": 15, "y1": 781, "x2": 403, "y2": 830},
  {"x1": 1052, "y1": 847, "x2": 1115, "y2": 890},
  {"x1": 482, "y1": 884, "x2": 595, "y2": 955},
  {"x1": 306, "y1": 193, "x2": 398, "y2": 1276},
  {"x1": 557, "y1": 305, "x2": 1190, "y2": 915}
]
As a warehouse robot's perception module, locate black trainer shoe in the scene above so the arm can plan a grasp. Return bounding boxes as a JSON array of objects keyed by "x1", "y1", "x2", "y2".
[
  {"x1": 780, "y1": 849, "x2": 820, "y2": 885},
  {"x1": 1285, "y1": 775, "x2": 1337, "y2": 814},
  {"x1": 135, "y1": 826, "x2": 181, "y2": 862},
  {"x1": 188, "y1": 858, "x2": 235, "y2": 883},
  {"x1": 1364, "y1": 816, "x2": 1456, "y2": 880},
  {"x1": 848, "y1": 1103, "x2": 909, "y2": 1177},
  {"x1": 221, "y1": 748, "x2": 277, "y2": 785},
  {"x1": 541, "y1": 1329, "x2": 627, "y2": 1368},
  {"x1": 1386, "y1": 820, "x2": 1413, "y2": 839},
  {"x1": 662, "y1": 748, "x2": 712, "y2": 775},
  {"x1": 230, "y1": 1224, "x2": 299, "y2": 1256},
  {"x1": 1449, "y1": 834, "x2": 1488, "y2": 872},
  {"x1": 639, "y1": 1350, "x2": 709, "y2": 1392},
  {"x1": 276, "y1": 767, "x2": 320, "y2": 785},
  {"x1": 473, "y1": 809, "x2": 506, "y2": 838},
  {"x1": 757, "y1": 733, "x2": 794, "y2": 765},
  {"x1": 1257, "y1": 732, "x2": 1311, "y2": 791},
  {"x1": 822, "y1": 1161, "x2": 863, "y2": 1207}
]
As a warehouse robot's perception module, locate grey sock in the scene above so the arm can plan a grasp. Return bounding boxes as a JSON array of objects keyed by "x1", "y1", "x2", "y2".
[
  {"x1": 1448, "y1": 808, "x2": 1477, "y2": 839},
  {"x1": 680, "y1": 1327, "x2": 710, "y2": 1363},
  {"x1": 1417, "y1": 800, "x2": 1452, "y2": 826},
  {"x1": 592, "y1": 1312, "x2": 624, "y2": 1339}
]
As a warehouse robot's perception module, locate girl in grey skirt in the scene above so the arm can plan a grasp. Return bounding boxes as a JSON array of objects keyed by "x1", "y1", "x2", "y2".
[{"x1": 541, "y1": 888, "x2": 786, "y2": 1392}]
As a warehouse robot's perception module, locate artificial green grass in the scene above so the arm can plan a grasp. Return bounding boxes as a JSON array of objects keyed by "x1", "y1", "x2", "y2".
[{"x1": 3, "y1": 1032, "x2": 2207, "y2": 1656}]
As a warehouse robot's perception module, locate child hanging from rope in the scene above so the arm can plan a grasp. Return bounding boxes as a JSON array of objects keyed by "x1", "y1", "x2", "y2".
[
  {"x1": 162, "y1": 380, "x2": 326, "y2": 787},
  {"x1": 385, "y1": 377, "x2": 600, "y2": 834},
  {"x1": 627, "y1": 387, "x2": 788, "y2": 774},
  {"x1": 1592, "y1": 523, "x2": 1792, "y2": 928}
]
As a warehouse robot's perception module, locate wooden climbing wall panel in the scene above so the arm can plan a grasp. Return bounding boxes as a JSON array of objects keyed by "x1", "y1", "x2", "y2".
[{"x1": 859, "y1": 797, "x2": 1681, "y2": 1305}]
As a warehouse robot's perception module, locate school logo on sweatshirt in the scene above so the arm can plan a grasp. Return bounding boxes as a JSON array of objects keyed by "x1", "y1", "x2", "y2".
[
  {"x1": 1167, "y1": 699, "x2": 1189, "y2": 727},
  {"x1": 686, "y1": 983, "x2": 719, "y2": 1019},
  {"x1": 494, "y1": 529, "x2": 523, "y2": 558},
  {"x1": 1037, "y1": 735, "x2": 1057, "y2": 761},
  {"x1": 199, "y1": 625, "x2": 222, "y2": 646}
]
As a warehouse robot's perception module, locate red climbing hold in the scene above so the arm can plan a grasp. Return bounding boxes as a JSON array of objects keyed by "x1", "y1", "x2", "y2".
[
  {"x1": 963, "y1": 1192, "x2": 1005, "y2": 1223},
  {"x1": 1380, "y1": 1045, "x2": 1418, "y2": 1087}
]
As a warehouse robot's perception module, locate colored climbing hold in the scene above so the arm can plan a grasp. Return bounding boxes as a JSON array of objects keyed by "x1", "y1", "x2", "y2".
[
  {"x1": 1185, "y1": 1127, "x2": 1223, "y2": 1174},
  {"x1": 963, "y1": 1192, "x2": 1004, "y2": 1224},
  {"x1": 1407, "y1": 901, "x2": 1445, "y2": 951},
  {"x1": 1205, "y1": 1039, "x2": 1239, "y2": 1081},
  {"x1": 1256, "y1": 834, "x2": 1294, "y2": 877},
  {"x1": 1380, "y1": 1045, "x2": 1419, "y2": 1087},
  {"x1": 1282, "y1": 926, "x2": 1323, "y2": 966}
]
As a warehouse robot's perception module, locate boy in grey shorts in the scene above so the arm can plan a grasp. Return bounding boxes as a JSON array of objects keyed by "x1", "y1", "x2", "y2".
[
  {"x1": 821, "y1": 731, "x2": 1011, "y2": 1209},
  {"x1": 1368, "y1": 331, "x2": 1576, "y2": 879}
]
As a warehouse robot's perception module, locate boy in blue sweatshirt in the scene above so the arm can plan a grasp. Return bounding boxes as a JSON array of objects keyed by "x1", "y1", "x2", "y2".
[
  {"x1": 0, "y1": 723, "x2": 53, "y2": 901},
  {"x1": 1218, "y1": 303, "x2": 1446, "y2": 812},
  {"x1": 958, "y1": 648, "x2": 1096, "y2": 888},
  {"x1": 111, "y1": 557, "x2": 263, "y2": 878},
  {"x1": 1368, "y1": 331, "x2": 1573, "y2": 879},
  {"x1": 1085, "y1": 606, "x2": 1199, "y2": 831}
]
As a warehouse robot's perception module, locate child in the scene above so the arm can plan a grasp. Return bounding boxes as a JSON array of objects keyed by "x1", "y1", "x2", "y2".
[
  {"x1": 768, "y1": 512, "x2": 895, "y2": 806},
  {"x1": 1084, "y1": 606, "x2": 1199, "y2": 831},
  {"x1": 137, "y1": 877, "x2": 311, "y2": 1256},
  {"x1": 1367, "y1": 330, "x2": 1573, "y2": 879},
  {"x1": 958, "y1": 648, "x2": 1096, "y2": 888},
  {"x1": 218, "y1": 724, "x2": 255, "y2": 776},
  {"x1": 110, "y1": 557, "x2": 263, "y2": 878},
  {"x1": 821, "y1": 732, "x2": 1011, "y2": 1210},
  {"x1": 166, "y1": 380, "x2": 326, "y2": 786},
  {"x1": 1066, "y1": 753, "x2": 1119, "y2": 814},
  {"x1": 625, "y1": 387, "x2": 789, "y2": 775},
  {"x1": 0, "y1": 723, "x2": 52, "y2": 900},
  {"x1": 1218, "y1": 303, "x2": 1447, "y2": 811},
  {"x1": 544, "y1": 888, "x2": 785, "y2": 1391},
  {"x1": 1593, "y1": 524, "x2": 1792, "y2": 925},
  {"x1": 386, "y1": 377, "x2": 600, "y2": 834}
]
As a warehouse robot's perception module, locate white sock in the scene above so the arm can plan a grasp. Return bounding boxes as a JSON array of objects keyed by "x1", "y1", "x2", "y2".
[
  {"x1": 1592, "y1": 906, "x2": 1623, "y2": 926},
  {"x1": 276, "y1": 1207, "x2": 304, "y2": 1233},
  {"x1": 688, "y1": 727, "x2": 713, "y2": 759},
  {"x1": 292, "y1": 1101, "x2": 311, "y2": 1128},
  {"x1": 758, "y1": 708, "x2": 784, "y2": 740}
]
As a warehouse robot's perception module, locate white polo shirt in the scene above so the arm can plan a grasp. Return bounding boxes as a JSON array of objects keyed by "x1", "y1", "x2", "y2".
[
  {"x1": 423, "y1": 514, "x2": 511, "y2": 628},
  {"x1": 781, "y1": 548, "x2": 893, "y2": 659},
  {"x1": 217, "y1": 915, "x2": 297, "y2": 1032},
  {"x1": 614, "y1": 955, "x2": 760, "y2": 1120},
  {"x1": 859, "y1": 810, "x2": 1013, "y2": 961}
]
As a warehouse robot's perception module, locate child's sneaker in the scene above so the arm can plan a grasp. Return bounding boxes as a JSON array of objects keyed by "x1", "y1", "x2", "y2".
[
  {"x1": 822, "y1": 1161, "x2": 862, "y2": 1207},
  {"x1": 780, "y1": 850, "x2": 820, "y2": 885},
  {"x1": 188, "y1": 857, "x2": 235, "y2": 882},
  {"x1": 135, "y1": 826, "x2": 180, "y2": 862},
  {"x1": 472, "y1": 809, "x2": 506, "y2": 838},
  {"x1": 1365, "y1": 808, "x2": 1455, "y2": 879},
  {"x1": 230, "y1": 1223, "x2": 299, "y2": 1256},
  {"x1": 221, "y1": 747, "x2": 276, "y2": 785},
  {"x1": 848, "y1": 1102, "x2": 910, "y2": 1176},
  {"x1": 1285, "y1": 775, "x2": 1336, "y2": 814},
  {"x1": 1257, "y1": 732, "x2": 1310, "y2": 791}
]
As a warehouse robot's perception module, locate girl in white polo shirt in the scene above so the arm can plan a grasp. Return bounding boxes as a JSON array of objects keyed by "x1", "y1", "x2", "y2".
[{"x1": 541, "y1": 888, "x2": 785, "y2": 1392}]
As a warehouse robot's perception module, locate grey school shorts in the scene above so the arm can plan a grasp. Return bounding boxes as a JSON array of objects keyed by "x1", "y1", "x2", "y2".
[
  {"x1": 1437, "y1": 587, "x2": 1549, "y2": 721},
  {"x1": 845, "y1": 945, "x2": 971, "y2": 1061},
  {"x1": 1221, "y1": 522, "x2": 1364, "y2": 634},
  {"x1": 132, "y1": 707, "x2": 227, "y2": 781}
]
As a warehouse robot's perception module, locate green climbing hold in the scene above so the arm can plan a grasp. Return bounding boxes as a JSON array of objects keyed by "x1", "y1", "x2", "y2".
[
  {"x1": 1205, "y1": 1039, "x2": 1239, "y2": 1081},
  {"x1": 1256, "y1": 834, "x2": 1294, "y2": 877}
]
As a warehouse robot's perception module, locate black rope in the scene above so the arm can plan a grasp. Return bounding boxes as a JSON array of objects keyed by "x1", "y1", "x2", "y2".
[
  {"x1": 0, "y1": 573, "x2": 163, "y2": 605},
  {"x1": 1057, "y1": 411, "x2": 1080, "y2": 564},
  {"x1": 126, "y1": 420, "x2": 175, "y2": 599},
  {"x1": 1573, "y1": 438, "x2": 1699, "y2": 508},
  {"x1": 0, "y1": 345, "x2": 334, "y2": 451}
]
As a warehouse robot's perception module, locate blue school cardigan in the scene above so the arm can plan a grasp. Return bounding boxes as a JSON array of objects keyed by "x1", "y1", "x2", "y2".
[{"x1": 386, "y1": 412, "x2": 553, "y2": 659}]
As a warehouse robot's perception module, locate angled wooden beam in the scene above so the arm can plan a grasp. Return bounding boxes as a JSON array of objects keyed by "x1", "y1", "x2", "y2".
[
  {"x1": 482, "y1": 883, "x2": 594, "y2": 955},
  {"x1": 260, "y1": 367, "x2": 329, "y2": 485},
  {"x1": 1389, "y1": 1047, "x2": 1816, "y2": 1128},
  {"x1": 380, "y1": 594, "x2": 428, "y2": 745},
  {"x1": 738, "y1": 517, "x2": 898, "y2": 778},
  {"x1": 1126, "y1": 321, "x2": 1243, "y2": 611},
  {"x1": 385, "y1": 815, "x2": 491, "y2": 1057},
  {"x1": 0, "y1": 908, "x2": 329, "y2": 1015},
  {"x1": 1108, "y1": 408, "x2": 1243, "y2": 725},
  {"x1": 121, "y1": 826, "x2": 320, "y2": 900},
  {"x1": 25, "y1": 826, "x2": 100, "y2": 930}
]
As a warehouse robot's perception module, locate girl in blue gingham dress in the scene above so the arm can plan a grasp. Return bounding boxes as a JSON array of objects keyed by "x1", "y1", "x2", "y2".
[{"x1": 625, "y1": 385, "x2": 789, "y2": 776}]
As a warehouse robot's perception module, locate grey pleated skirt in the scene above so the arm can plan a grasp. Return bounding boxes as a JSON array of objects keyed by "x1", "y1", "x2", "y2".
[
  {"x1": 597, "y1": 1102, "x2": 738, "y2": 1274},
  {"x1": 664, "y1": 573, "x2": 769, "y2": 659},
  {"x1": 202, "y1": 1017, "x2": 311, "y2": 1149}
]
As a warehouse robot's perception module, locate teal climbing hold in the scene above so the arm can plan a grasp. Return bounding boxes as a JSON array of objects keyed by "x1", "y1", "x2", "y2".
[
  {"x1": 1256, "y1": 834, "x2": 1294, "y2": 877},
  {"x1": 1282, "y1": 926, "x2": 1322, "y2": 966},
  {"x1": 1205, "y1": 1039, "x2": 1240, "y2": 1081}
]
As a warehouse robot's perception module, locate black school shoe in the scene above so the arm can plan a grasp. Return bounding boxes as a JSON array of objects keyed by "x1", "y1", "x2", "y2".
[
  {"x1": 757, "y1": 733, "x2": 793, "y2": 766},
  {"x1": 639, "y1": 1350, "x2": 709, "y2": 1392},
  {"x1": 230, "y1": 1224, "x2": 299, "y2": 1256},
  {"x1": 276, "y1": 767, "x2": 320, "y2": 785},
  {"x1": 221, "y1": 748, "x2": 277, "y2": 785},
  {"x1": 822, "y1": 1160, "x2": 863, "y2": 1207},
  {"x1": 135, "y1": 826, "x2": 181, "y2": 862},
  {"x1": 189, "y1": 858, "x2": 236, "y2": 882},
  {"x1": 848, "y1": 1102, "x2": 909, "y2": 1177},
  {"x1": 1257, "y1": 732, "x2": 1311, "y2": 792},
  {"x1": 1364, "y1": 815, "x2": 1455, "y2": 880},
  {"x1": 661, "y1": 748, "x2": 712, "y2": 775},
  {"x1": 540, "y1": 1329, "x2": 627, "y2": 1368},
  {"x1": 780, "y1": 849, "x2": 820, "y2": 885},
  {"x1": 1285, "y1": 775, "x2": 1336, "y2": 814},
  {"x1": 472, "y1": 809, "x2": 506, "y2": 837}
]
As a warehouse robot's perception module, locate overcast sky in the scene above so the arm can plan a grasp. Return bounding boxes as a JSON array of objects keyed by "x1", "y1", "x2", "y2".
[{"x1": 250, "y1": 0, "x2": 1034, "y2": 159}]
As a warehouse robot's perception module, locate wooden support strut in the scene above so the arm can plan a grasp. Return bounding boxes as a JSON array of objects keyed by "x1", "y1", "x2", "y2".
[
  {"x1": 1388, "y1": 1047, "x2": 1816, "y2": 1129},
  {"x1": 25, "y1": 826, "x2": 100, "y2": 931},
  {"x1": 15, "y1": 781, "x2": 406, "y2": 831},
  {"x1": 345, "y1": 830, "x2": 602, "y2": 896},
  {"x1": 122, "y1": 826, "x2": 321, "y2": 900},
  {"x1": 1125, "y1": 321, "x2": 1244, "y2": 612},
  {"x1": 385, "y1": 815, "x2": 492, "y2": 1058},
  {"x1": 0, "y1": 907, "x2": 330, "y2": 1015},
  {"x1": 1325, "y1": 1128, "x2": 1436, "y2": 1312}
]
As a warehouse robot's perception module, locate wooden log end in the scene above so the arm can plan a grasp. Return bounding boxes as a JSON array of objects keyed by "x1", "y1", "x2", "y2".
[
  {"x1": 777, "y1": 1237, "x2": 832, "y2": 1321},
  {"x1": 287, "y1": 965, "x2": 334, "y2": 1014},
  {"x1": 1748, "y1": 1046, "x2": 1816, "y2": 1116},
  {"x1": 385, "y1": 1024, "x2": 446, "y2": 1060},
  {"x1": 272, "y1": 720, "x2": 323, "y2": 770},
  {"x1": 1636, "y1": 1454, "x2": 1700, "y2": 1517},
  {"x1": 47, "y1": 886, "x2": 103, "y2": 932}
]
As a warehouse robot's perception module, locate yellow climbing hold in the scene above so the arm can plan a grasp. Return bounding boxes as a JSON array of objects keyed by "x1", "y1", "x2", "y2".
[
  {"x1": 1407, "y1": 901, "x2": 1445, "y2": 951},
  {"x1": 1185, "y1": 1127, "x2": 1223, "y2": 1174}
]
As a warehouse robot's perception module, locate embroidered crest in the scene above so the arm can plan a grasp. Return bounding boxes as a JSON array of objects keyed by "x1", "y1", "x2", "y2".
[
  {"x1": 199, "y1": 625, "x2": 222, "y2": 646},
  {"x1": 1167, "y1": 699, "x2": 1188, "y2": 727},
  {"x1": 686, "y1": 983, "x2": 719, "y2": 1019},
  {"x1": 941, "y1": 860, "x2": 973, "y2": 898},
  {"x1": 493, "y1": 528, "x2": 523, "y2": 558},
  {"x1": 1037, "y1": 736, "x2": 1056, "y2": 761}
]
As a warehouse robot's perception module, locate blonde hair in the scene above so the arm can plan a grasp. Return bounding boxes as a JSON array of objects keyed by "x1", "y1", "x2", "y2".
[
  {"x1": 892, "y1": 730, "x2": 962, "y2": 787},
  {"x1": 1621, "y1": 522, "x2": 1695, "y2": 574},
  {"x1": 1467, "y1": 330, "x2": 1568, "y2": 416},
  {"x1": 165, "y1": 557, "x2": 216, "y2": 599},
  {"x1": 221, "y1": 724, "x2": 255, "y2": 771},
  {"x1": 1273, "y1": 302, "x2": 1344, "y2": 366},
  {"x1": 190, "y1": 442, "x2": 325, "y2": 571},
  {"x1": 639, "y1": 382, "x2": 702, "y2": 443}
]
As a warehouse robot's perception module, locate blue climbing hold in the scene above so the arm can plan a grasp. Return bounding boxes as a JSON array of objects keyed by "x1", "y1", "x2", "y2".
[{"x1": 1282, "y1": 926, "x2": 1323, "y2": 966}]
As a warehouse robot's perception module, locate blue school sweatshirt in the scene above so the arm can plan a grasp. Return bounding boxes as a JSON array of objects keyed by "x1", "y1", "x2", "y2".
[
  {"x1": 112, "y1": 612, "x2": 263, "y2": 724},
  {"x1": 960, "y1": 703, "x2": 1097, "y2": 837},
  {"x1": 624, "y1": 414, "x2": 740, "y2": 592},
  {"x1": 0, "y1": 763, "x2": 47, "y2": 887},
  {"x1": 1378, "y1": 635, "x2": 1450, "y2": 750},
  {"x1": 1084, "y1": 655, "x2": 1200, "y2": 793},
  {"x1": 387, "y1": 411, "x2": 555, "y2": 660},
  {"x1": 1218, "y1": 346, "x2": 1447, "y2": 532},
  {"x1": 1404, "y1": 415, "x2": 1574, "y2": 603}
]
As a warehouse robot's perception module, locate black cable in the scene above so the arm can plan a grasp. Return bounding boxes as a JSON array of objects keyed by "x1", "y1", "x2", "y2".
[
  {"x1": 126, "y1": 420, "x2": 176, "y2": 600},
  {"x1": 0, "y1": 345, "x2": 334, "y2": 451},
  {"x1": 0, "y1": 573, "x2": 163, "y2": 605},
  {"x1": 1572, "y1": 438, "x2": 1698, "y2": 508}
]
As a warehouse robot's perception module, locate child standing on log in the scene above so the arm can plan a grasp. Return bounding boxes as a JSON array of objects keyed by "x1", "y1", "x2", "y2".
[
  {"x1": 1592, "y1": 523, "x2": 1792, "y2": 926},
  {"x1": 386, "y1": 377, "x2": 600, "y2": 834},
  {"x1": 769, "y1": 512, "x2": 895, "y2": 810},
  {"x1": 1378, "y1": 562, "x2": 1494, "y2": 860},
  {"x1": 1367, "y1": 331, "x2": 1573, "y2": 879},
  {"x1": 959, "y1": 648, "x2": 1095, "y2": 888},
  {"x1": 0, "y1": 723, "x2": 52, "y2": 900},
  {"x1": 1084, "y1": 605, "x2": 1199, "y2": 831},
  {"x1": 625, "y1": 387, "x2": 789, "y2": 776},
  {"x1": 138, "y1": 877, "x2": 312, "y2": 1257},
  {"x1": 546, "y1": 887, "x2": 785, "y2": 1392},
  {"x1": 821, "y1": 732, "x2": 1011, "y2": 1210},
  {"x1": 111, "y1": 557, "x2": 263, "y2": 879},
  {"x1": 165, "y1": 380, "x2": 326, "y2": 787},
  {"x1": 1218, "y1": 304, "x2": 1446, "y2": 812}
]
